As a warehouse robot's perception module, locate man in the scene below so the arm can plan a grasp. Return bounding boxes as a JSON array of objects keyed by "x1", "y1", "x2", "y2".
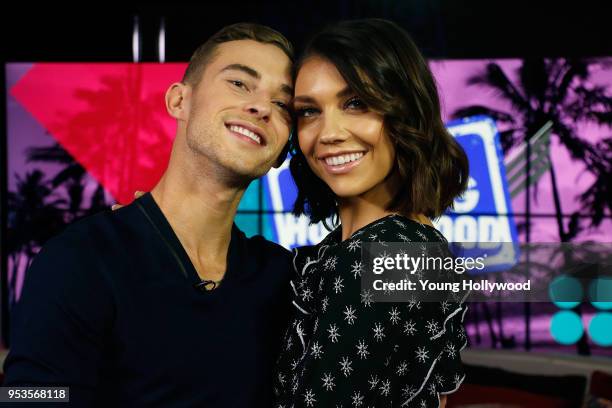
[{"x1": 4, "y1": 23, "x2": 294, "y2": 407}]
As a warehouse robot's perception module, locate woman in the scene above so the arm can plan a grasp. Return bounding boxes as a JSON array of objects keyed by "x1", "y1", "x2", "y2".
[{"x1": 273, "y1": 19, "x2": 470, "y2": 407}]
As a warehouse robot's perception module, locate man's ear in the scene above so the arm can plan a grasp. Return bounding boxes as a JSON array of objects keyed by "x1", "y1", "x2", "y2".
[
  {"x1": 165, "y1": 82, "x2": 190, "y2": 120},
  {"x1": 273, "y1": 141, "x2": 291, "y2": 168}
]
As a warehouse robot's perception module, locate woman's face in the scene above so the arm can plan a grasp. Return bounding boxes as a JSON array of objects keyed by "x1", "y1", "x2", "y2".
[{"x1": 294, "y1": 56, "x2": 396, "y2": 200}]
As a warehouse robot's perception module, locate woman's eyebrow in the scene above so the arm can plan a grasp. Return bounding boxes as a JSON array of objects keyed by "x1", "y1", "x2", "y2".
[
  {"x1": 336, "y1": 86, "x2": 353, "y2": 99},
  {"x1": 293, "y1": 95, "x2": 316, "y2": 104},
  {"x1": 294, "y1": 86, "x2": 353, "y2": 104}
]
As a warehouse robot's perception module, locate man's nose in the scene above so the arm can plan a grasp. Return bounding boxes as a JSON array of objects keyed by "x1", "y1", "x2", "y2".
[{"x1": 244, "y1": 100, "x2": 271, "y2": 122}]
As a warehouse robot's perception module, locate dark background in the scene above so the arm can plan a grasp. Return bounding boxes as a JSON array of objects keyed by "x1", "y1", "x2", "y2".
[{"x1": 1, "y1": 0, "x2": 611, "y2": 63}]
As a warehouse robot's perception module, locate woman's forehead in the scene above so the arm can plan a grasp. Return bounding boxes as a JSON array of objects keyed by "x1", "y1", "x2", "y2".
[{"x1": 295, "y1": 57, "x2": 349, "y2": 98}]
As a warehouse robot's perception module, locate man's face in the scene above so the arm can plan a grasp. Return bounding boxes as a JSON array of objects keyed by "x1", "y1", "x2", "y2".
[{"x1": 183, "y1": 40, "x2": 293, "y2": 180}]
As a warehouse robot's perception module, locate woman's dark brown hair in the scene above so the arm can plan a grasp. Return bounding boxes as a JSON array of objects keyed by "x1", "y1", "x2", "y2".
[{"x1": 290, "y1": 18, "x2": 469, "y2": 224}]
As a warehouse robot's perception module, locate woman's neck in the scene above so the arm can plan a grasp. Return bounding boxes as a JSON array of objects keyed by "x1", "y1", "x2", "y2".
[
  {"x1": 337, "y1": 196, "x2": 393, "y2": 241},
  {"x1": 337, "y1": 198, "x2": 434, "y2": 242}
]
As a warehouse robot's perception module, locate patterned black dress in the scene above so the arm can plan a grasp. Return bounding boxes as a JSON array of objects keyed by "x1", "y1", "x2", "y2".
[{"x1": 273, "y1": 214, "x2": 468, "y2": 408}]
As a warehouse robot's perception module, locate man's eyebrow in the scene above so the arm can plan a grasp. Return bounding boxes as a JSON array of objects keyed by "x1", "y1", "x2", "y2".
[
  {"x1": 221, "y1": 64, "x2": 292, "y2": 97},
  {"x1": 280, "y1": 84, "x2": 293, "y2": 98},
  {"x1": 220, "y1": 64, "x2": 261, "y2": 80}
]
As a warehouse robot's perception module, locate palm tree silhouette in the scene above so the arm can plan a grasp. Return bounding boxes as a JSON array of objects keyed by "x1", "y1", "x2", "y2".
[
  {"x1": 453, "y1": 58, "x2": 612, "y2": 354},
  {"x1": 50, "y1": 71, "x2": 170, "y2": 203},
  {"x1": 6, "y1": 171, "x2": 66, "y2": 308},
  {"x1": 26, "y1": 142, "x2": 110, "y2": 221},
  {"x1": 5, "y1": 68, "x2": 171, "y2": 346},
  {"x1": 453, "y1": 59, "x2": 611, "y2": 228}
]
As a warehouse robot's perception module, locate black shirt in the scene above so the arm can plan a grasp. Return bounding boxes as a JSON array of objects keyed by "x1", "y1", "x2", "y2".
[
  {"x1": 273, "y1": 214, "x2": 467, "y2": 407},
  {"x1": 4, "y1": 192, "x2": 292, "y2": 407}
]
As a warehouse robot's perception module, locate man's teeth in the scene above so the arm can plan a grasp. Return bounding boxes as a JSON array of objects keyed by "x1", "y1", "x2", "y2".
[
  {"x1": 324, "y1": 152, "x2": 364, "y2": 166},
  {"x1": 229, "y1": 125, "x2": 261, "y2": 144}
]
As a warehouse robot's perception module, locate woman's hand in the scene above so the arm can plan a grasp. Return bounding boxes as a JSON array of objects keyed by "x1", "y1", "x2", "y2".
[
  {"x1": 111, "y1": 191, "x2": 145, "y2": 211},
  {"x1": 440, "y1": 395, "x2": 447, "y2": 407}
]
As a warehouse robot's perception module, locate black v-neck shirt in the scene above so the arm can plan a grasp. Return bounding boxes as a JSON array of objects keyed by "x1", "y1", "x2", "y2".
[{"x1": 4, "y1": 192, "x2": 292, "y2": 407}]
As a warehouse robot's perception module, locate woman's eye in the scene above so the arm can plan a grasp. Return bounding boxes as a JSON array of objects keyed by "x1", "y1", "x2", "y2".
[
  {"x1": 345, "y1": 96, "x2": 367, "y2": 110},
  {"x1": 296, "y1": 107, "x2": 319, "y2": 117}
]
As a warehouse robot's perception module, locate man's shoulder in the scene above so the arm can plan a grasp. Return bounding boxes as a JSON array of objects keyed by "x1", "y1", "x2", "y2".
[
  {"x1": 59, "y1": 200, "x2": 151, "y2": 243},
  {"x1": 37, "y1": 202, "x2": 146, "y2": 262},
  {"x1": 237, "y1": 229, "x2": 291, "y2": 261}
]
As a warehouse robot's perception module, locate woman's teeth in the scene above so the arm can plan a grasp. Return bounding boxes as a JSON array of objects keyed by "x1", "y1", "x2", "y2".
[{"x1": 324, "y1": 152, "x2": 364, "y2": 166}]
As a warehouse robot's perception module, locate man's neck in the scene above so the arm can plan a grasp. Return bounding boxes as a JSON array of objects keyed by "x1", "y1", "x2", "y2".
[{"x1": 150, "y1": 149, "x2": 248, "y2": 280}]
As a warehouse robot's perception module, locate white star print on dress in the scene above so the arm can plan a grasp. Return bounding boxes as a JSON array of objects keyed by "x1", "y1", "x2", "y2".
[
  {"x1": 347, "y1": 239, "x2": 361, "y2": 252},
  {"x1": 339, "y1": 356, "x2": 353, "y2": 377},
  {"x1": 321, "y1": 373, "x2": 335, "y2": 391},
  {"x1": 403, "y1": 320, "x2": 417, "y2": 336},
  {"x1": 324, "y1": 256, "x2": 338, "y2": 271},
  {"x1": 372, "y1": 323, "x2": 385, "y2": 342},
  {"x1": 301, "y1": 288, "x2": 313, "y2": 302},
  {"x1": 351, "y1": 391, "x2": 364, "y2": 407},
  {"x1": 379, "y1": 379, "x2": 391, "y2": 396},
  {"x1": 396, "y1": 361, "x2": 408, "y2": 376},
  {"x1": 389, "y1": 307, "x2": 401, "y2": 325},
  {"x1": 397, "y1": 233, "x2": 411, "y2": 242},
  {"x1": 356, "y1": 339, "x2": 370, "y2": 359},
  {"x1": 344, "y1": 305, "x2": 357, "y2": 325},
  {"x1": 425, "y1": 320, "x2": 440, "y2": 335},
  {"x1": 321, "y1": 297, "x2": 329, "y2": 313},
  {"x1": 327, "y1": 324, "x2": 340, "y2": 343},
  {"x1": 415, "y1": 347, "x2": 429, "y2": 363},
  {"x1": 303, "y1": 389, "x2": 316, "y2": 407},
  {"x1": 351, "y1": 261, "x2": 364, "y2": 279},
  {"x1": 368, "y1": 374, "x2": 379, "y2": 390},
  {"x1": 333, "y1": 276, "x2": 344, "y2": 294},
  {"x1": 360, "y1": 289, "x2": 373, "y2": 307},
  {"x1": 311, "y1": 341, "x2": 323, "y2": 359},
  {"x1": 273, "y1": 214, "x2": 467, "y2": 407}
]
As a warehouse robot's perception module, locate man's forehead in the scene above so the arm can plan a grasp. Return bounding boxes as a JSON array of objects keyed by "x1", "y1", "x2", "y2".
[{"x1": 213, "y1": 40, "x2": 292, "y2": 76}]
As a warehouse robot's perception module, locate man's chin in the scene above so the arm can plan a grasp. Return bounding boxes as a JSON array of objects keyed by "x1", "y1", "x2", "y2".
[{"x1": 222, "y1": 158, "x2": 273, "y2": 181}]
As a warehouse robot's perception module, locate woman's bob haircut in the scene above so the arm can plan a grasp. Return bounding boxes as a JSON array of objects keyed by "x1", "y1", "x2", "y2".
[{"x1": 290, "y1": 18, "x2": 469, "y2": 225}]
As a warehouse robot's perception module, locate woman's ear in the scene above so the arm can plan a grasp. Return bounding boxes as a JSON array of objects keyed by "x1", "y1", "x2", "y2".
[{"x1": 165, "y1": 82, "x2": 190, "y2": 121}]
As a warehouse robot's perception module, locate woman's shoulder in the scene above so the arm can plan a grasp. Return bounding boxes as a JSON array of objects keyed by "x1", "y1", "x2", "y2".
[
  {"x1": 360, "y1": 214, "x2": 447, "y2": 243},
  {"x1": 291, "y1": 228, "x2": 340, "y2": 269}
]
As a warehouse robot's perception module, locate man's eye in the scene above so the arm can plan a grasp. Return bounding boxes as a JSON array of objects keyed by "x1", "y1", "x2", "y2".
[
  {"x1": 229, "y1": 80, "x2": 247, "y2": 90},
  {"x1": 274, "y1": 101, "x2": 290, "y2": 111},
  {"x1": 295, "y1": 107, "x2": 319, "y2": 117}
]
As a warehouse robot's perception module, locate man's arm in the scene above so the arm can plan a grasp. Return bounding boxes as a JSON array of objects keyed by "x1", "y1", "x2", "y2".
[{"x1": 3, "y1": 231, "x2": 115, "y2": 406}]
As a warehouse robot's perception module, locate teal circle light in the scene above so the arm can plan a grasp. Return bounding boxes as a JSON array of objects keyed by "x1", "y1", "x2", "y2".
[
  {"x1": 588, "y1": 278, "x2": 612, "y2": 310},
  {"x1": 549, "y1": 275, "x2": 582, "y2": 309},
  {"x1": 588, "y1": 313, "x2": 612, "y2": 346},
  {"x1": 550, "y1": 311, "x2": 583, "y2": 345}
]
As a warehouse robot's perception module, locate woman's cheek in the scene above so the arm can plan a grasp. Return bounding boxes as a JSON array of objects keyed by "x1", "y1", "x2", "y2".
[
  {"x1": 298, "y1": 125, "x2": 319, "y2": 157},
  {"x1": 349, "y1": 115, "x2": 385, "y2": 144}
]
